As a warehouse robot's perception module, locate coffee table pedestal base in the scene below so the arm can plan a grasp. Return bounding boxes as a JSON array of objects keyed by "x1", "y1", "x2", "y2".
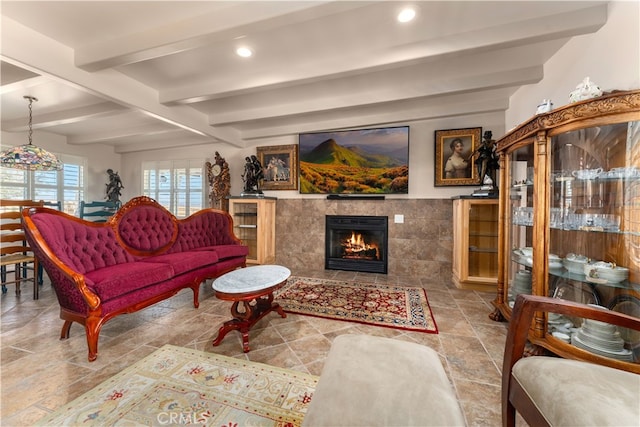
[{"x1": 212, "y1": 294, "x2": 286, "y2": 352}]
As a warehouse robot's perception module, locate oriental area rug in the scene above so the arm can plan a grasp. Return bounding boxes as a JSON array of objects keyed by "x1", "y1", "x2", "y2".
[
  {"x1": 36, "y1": 345, "x2": 318, "y2": 427},
  {"x1": 276, "y1": 276, "x2": 438, "y2": 334}
]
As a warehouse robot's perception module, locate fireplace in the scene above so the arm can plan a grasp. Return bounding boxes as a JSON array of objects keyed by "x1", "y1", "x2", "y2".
[{"x1": 325, "y1": 215, "x2": 388, "y2": 274}]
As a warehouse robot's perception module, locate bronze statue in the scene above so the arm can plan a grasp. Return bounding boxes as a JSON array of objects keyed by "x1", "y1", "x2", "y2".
[
  {"x1": 241, "y1": 155, "x2": 264, "y2": 195},
  {"x1": 105, "y1": 169, "x2": 124, "y2": 203},
  {"x1": 469, "y1": 131, "x2": 499, "y2": 188}
]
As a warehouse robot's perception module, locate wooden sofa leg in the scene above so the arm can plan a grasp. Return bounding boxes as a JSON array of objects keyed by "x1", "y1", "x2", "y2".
[
  {"x1": 60, "y1": 320, "x2": 73, "y2": 339},
  {"x1": 192, "y1": 282, "x2": 200, "y2": 308},
  {"x1": 85, "y1": 317, "x2": 102, "y2": 362}
]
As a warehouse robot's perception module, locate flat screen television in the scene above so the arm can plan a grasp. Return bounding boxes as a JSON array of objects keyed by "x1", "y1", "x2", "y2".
[{"x1": 298, "y1": 126, "x2": 409, "y2": 194}]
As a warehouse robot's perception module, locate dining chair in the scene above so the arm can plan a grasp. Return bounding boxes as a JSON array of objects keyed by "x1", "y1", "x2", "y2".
[
  {"x1": 79, "y1": 200, "x2": 120, "y2": 222},
  {"x1": 503, "y1": 294, "x2": 640, "y2": 426},
  {"x1": 42, "y1": 200, "x2": 62, "y2": 211},
  {"x1": 0, "y1": 199, "x2": 45, "y2": 299}
]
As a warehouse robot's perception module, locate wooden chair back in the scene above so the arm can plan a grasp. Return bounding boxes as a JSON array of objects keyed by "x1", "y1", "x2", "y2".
[
  {"x1": 79, "y1": 200, "x2": 120, "y2": 222},
  {"x1": 503, "y1": 294, "x2": 640, "y2": 426},
  {"x1": 0, "y1": 199, "x2": 45, "y2": 299},
  {"x1": 42, "y1": 200, "x2": 62, "y2": 210}
]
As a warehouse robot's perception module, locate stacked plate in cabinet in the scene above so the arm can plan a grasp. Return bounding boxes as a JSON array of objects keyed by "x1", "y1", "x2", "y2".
[
  {"x1": 572, "y1": 317, "x2": 633, "y2": 361},
  {"x1": 548, "y1": 312, "x2": 575, "y2": 342},
  {"x1": 512, "y1": 247, "x2": 563, "y2": 269},
  {"x1": 548, "y1": 254, "x2": 563, "y2": 270},
  {"x1": 562, "y1": 253, "x2": 589, "y2": 274},
  {"x1": 508, "y1": 270, "x2": 532, "y2": 307}
]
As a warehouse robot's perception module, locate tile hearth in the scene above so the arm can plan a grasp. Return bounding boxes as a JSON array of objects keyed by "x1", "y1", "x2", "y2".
[{"x1": 1, "y1": 268, "x2": 510, "y2": 426}]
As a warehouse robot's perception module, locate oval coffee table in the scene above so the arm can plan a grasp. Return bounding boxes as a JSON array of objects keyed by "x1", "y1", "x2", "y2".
[{"x1": 211, "y1": 265, "x2": 290, "y2": 352}]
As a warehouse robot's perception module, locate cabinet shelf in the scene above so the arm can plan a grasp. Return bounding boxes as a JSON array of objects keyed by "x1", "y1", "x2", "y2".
[
  {"x1": 470, "y1": 247, "x2": 498, "y2": 253},
  {"x1": 469, "y1": 232, "x2": 498, "y2": 237},
  {"x1": 512, "y1": 222, "x2": 639, "y2": 236},
  {"x1": 510, "y1": 256, "x2": 639, "y2": 290},
  {"x1": 511, "y1": 183, "x2": 533, "y2": 190}
]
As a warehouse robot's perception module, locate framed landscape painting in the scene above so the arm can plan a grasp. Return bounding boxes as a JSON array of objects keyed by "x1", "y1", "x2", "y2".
[
  {"x1": 256, "y1": 144, "x2": 299, "y2": 190},
  {"x1": 434, "y1": 127, "x2": 482, "y2": 186},
  {"x1": 298, "y1": 126, "x2": 409, "y2": 194}
]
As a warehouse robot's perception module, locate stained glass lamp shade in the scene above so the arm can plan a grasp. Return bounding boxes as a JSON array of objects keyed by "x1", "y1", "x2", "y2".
[{"x1": 0, "y1": 96, "x2": 63, "y2": 171}]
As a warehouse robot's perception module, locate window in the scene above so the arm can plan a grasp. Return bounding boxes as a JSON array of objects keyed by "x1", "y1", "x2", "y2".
[
  {"x1": 0, "y1": 154, "x2": 85, "y2": 215},
  {"x1": 142, "y1": 160, "x2": 205, "y2": 217}
]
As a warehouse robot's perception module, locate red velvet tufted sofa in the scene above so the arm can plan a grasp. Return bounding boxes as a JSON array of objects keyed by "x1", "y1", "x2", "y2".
[{"x1": 22, "y1": 196, "x2": 248, "y2": 361}]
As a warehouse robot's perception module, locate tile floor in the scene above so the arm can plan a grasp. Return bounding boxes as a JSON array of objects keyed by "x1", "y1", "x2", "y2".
[{"x1": 1, "y1": 268, "x2": 511, "y2": 426}]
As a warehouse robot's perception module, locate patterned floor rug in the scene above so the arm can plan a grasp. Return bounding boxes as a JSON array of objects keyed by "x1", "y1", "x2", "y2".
[
  {"x1": 277, "y1": 276, "x2": 438, "y2": 333},
  {"x1": 36, "y1": 345, "x2": 318, "y2": 427}
]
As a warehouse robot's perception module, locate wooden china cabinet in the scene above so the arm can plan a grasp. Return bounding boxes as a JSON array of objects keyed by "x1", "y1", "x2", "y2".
[
  {"x1": 490, "y1": 89, "x2": 640, "y2": 373},
  {"x1": 452, "y1": 196, "x2": 499, "y2": 291},
  {"x1": 228, "y1": 197, "x2": 276, "y2": 265}
]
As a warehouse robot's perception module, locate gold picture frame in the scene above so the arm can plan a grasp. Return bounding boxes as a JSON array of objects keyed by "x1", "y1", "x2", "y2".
[
  {"x1": 434, "y1": 127, "x2": 482, "y2": 186},
  {"x1": 256, "y1": 144, "x2": 299, "y2": 190}
]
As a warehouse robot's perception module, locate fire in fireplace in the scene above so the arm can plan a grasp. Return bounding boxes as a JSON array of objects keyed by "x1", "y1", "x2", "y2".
[
  {"x1": 325, "y1": 215, "x2": 388, "y2": 274},
  {"x1": 341, "y1": 231, "x2": 379, "y2": 259}
]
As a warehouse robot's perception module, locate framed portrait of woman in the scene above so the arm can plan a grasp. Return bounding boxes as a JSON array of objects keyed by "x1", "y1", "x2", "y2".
[{"x1": 434, "y1": 127, "x2": 482, "y2": 186}]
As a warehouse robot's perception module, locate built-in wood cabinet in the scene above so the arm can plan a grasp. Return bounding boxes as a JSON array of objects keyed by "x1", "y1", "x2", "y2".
[
  {"x1": 490, "y1": 90, "x2": 640, "y2": 373},
  {"x1": 228, "y1": 197, "x2": 276, "y2": 265},
  {"x1": 452, "y1": 197, "x2": 498, "y2": 291}
]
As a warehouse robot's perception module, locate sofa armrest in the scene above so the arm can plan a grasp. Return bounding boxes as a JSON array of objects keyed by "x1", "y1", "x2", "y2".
[
  {"x1": 22, "y1": 208, "x2": 101, "y2": 310},
  {"x1": 503, "y1": 294, "x2": 640, "y2": 426}
]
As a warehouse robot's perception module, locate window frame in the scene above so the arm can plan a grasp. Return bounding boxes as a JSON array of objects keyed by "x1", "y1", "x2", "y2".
[
  {"x1": 0, "y1": 153, "x2": 86, "y2": 215},
  {"x1": 142, "y1": 160, "x2": 206, "y2": 217}
]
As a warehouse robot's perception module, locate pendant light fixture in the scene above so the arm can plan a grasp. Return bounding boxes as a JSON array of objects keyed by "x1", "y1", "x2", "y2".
[{"x1": 0, "y1": 96, "x2": 63, "y2": 171}]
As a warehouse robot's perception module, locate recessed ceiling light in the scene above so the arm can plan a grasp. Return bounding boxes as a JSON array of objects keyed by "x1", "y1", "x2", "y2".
[
  {"x1": 236, "y1": 47, "x2": 253, "y2": 58},
  {"x1": 397, "y1": 7, "x2": 416, "y2": 23}
]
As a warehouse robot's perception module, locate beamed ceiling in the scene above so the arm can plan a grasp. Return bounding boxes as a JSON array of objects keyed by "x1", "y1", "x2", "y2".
[{"x1": 1, "y1": 1, "x2": 609, "y2": 153}]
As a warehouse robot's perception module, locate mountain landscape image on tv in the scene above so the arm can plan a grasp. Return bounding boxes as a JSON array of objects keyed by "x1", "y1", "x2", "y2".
[{"x1": 298, "y1": 126, "x2": 409, "y2": 194}]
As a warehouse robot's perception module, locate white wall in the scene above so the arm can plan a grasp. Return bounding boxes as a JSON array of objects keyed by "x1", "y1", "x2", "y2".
[
  {"x1": 506, "y1": 1, "x2": 640, "y2": 129},
  {"x1": 120, "y1": 110, "x2": 505, "y2": 203}
]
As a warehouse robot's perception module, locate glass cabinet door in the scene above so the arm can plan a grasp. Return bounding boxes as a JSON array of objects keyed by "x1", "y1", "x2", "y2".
[
  {"x1": 468, "y1": 202, "x2": 499, "y2": 279},
  {"x1": 507, "y1": 143, "x2": 535, "y2": 309},
  {"x1": 548, "y1": 121, "x2": 640, "y2": 363},
  {"x1": 230, "y1": 201, "x2": 258, "y2": 260}
]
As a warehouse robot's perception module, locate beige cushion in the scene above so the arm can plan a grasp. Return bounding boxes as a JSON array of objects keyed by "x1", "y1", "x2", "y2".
[
  {"x1": 513, "y1": 356, "x2": 640, "y2": 426},
  {"x1": 302, "y1": 334, "x2": 465, "y2": 426}
]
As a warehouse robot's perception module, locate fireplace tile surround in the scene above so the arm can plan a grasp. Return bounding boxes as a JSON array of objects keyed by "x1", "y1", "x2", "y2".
[{"x1": 275, "y1": 199, "x2": 453, "y2": 281}]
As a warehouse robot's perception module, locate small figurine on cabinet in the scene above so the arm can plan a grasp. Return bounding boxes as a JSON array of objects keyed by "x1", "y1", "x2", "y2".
[
  {"x1": 205, "y1": 151, "x2": 231, "y2": 211},
  {"x1": 569, "y1": 77, "x2": 602, "y2": 103},
  {"x1": 105, "y1": 169, "x2": 124, "y2": 203},
  {"x1": 469, "y1": 130, "x2": 499, "y2": 195},
  {"x1": 241, "y1": 155, "x2": 264, "y2": 196}
]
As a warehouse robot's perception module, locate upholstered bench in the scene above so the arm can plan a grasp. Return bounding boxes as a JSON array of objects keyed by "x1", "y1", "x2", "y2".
[{"x1": 303, "y1": 334, "x2": 465, "y2": 426}]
